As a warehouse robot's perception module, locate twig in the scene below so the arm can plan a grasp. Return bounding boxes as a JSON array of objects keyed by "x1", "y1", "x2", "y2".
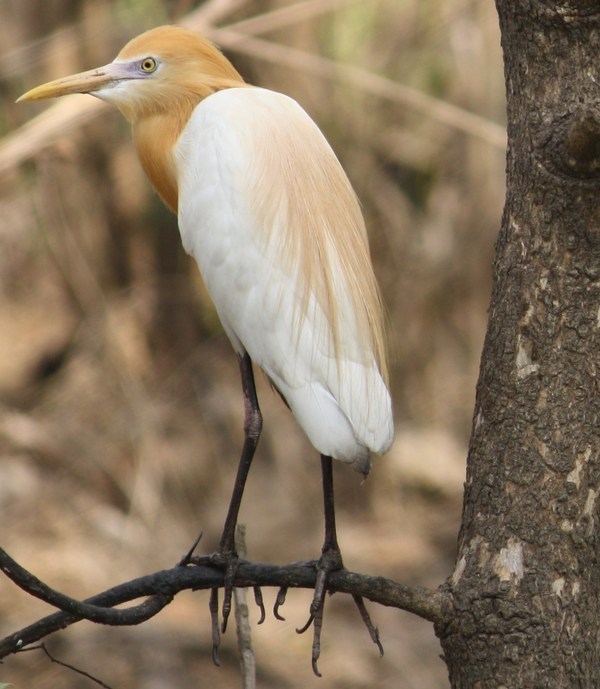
[
  {"x1": 19, "y1": 644, "x2": 113, "y2": 689},
  {"x1": 234, "y1": 525, "x2": 256, "y2": 689}
]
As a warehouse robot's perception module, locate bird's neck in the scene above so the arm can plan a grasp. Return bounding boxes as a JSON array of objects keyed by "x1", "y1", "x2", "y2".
[
  {"x1": 131, "y1": 79, "x2": 248, "y2": 212},
  {"x1": 132, "y1": 111, "x2": 186, "y2": 213}
]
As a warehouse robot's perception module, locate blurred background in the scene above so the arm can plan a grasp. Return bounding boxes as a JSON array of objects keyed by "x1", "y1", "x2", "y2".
[{"x1": 0, "y1": 0, "x2": 505, "y2": 687}]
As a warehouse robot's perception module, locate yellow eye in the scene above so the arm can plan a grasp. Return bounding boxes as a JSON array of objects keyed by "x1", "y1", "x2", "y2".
[{"x1": 140, "y1": 57, "x2": 158, "y2": 73}]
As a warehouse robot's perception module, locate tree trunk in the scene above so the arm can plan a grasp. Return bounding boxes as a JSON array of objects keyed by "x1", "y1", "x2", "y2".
[{"x1": 436, "y1": 2, "x2": 600, "y2": 686}]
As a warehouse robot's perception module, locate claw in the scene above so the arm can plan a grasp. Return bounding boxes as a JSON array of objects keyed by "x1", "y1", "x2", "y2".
[
  {"x1": 295, "y1": 612, "x2": 314, "y2": 634},
  {"x1": 209, "y1": 588, "x2": 221, "y2": 666},
  {"x1": 352, "y1": 595, "x2": 384, "y2": 656},
  {"x1": 310, "y1": 596, "x2": 325, "y2": 677},
  {"x1": 273, "y1": 586, "x2": 288, "y2": 621},
  {"x1": 220, "y1": 560, "x2": 239, "y2": 633},
  {"x1": 253, "y1": 586, "x2": 266, "y2": 624}
]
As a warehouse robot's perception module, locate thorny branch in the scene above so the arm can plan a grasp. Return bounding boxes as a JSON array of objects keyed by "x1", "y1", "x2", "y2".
[{"x1": 0, "y1": 545, "x2": 445, "y2": 660}]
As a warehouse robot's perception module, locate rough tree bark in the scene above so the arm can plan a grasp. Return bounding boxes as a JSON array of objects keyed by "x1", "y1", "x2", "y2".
[{"x1": 436, "y1": 1, "x2": 600, "y2": 686}]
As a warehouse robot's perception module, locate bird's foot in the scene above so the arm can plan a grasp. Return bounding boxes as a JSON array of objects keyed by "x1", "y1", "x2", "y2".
[
  {"x1": 295, "y1": 548, "x2": 383, "y2": 676},
  {"x1": 295, "y1": 546, "x2": 343, "y2": 677},
  {"x1": 183, "y1": 550, "x2": 239, "y2": 665},
  {"x1": 179, "y1": 536, "x2": 258, "y2": 666}
]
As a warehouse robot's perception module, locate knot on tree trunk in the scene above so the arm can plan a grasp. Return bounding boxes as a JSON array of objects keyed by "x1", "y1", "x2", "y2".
[{"x1": 536, "y1": 109, "x2": 600, "y2": 181}]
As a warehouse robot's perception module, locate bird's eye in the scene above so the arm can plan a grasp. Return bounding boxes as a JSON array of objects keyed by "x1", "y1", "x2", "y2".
[{"x1": 140, "y1": 57, "x2": 158, "y2": 73}]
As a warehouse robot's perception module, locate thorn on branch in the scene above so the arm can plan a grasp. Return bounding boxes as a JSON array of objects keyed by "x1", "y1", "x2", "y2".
[{"x1": 178, "y1": 531, "x2": 204, "y2": 566}]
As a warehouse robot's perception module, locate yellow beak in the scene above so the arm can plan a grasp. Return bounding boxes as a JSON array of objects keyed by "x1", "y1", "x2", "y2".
[{"x1": 17, "y1": 62, "x2": 133, "y2": 102}]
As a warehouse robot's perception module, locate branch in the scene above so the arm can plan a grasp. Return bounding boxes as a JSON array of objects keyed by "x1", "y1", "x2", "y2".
[
  {"x1": 0, "y1": 546, "x2": 445, "y2": 660},
  {"x1": 0, "y1": 547, "x2": 173, "y2": 626}
]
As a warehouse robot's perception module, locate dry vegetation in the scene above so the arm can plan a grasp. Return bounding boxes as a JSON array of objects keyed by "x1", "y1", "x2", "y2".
[{"x1": 0, "y1": 0, "x2": 505, "y2": 687}]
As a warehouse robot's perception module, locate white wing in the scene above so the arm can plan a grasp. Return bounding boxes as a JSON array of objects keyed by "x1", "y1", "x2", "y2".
[{"x1": 174, "y1": 87, "x2": 393, "y2": 470}]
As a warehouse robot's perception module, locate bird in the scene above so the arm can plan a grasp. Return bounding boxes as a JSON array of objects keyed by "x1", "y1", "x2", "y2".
[{"x1": 18, "y1": 25, "x2": 394, "y2": 674}]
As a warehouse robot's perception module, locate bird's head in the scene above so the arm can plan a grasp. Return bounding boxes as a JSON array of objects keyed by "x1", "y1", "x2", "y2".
[{"x1": 18, "y1": 25, "x2": 245, "y2": 122}]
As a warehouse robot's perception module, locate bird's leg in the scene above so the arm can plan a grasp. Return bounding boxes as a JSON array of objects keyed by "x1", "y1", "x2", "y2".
[
  {"x1": 296, "y1": 454, "x2": 343, "y2": 676},
  {"x1": 219, "y1": 353, "x2": 262, "y2": 553},
  {"x1": 215, "y1": 352, "x2": 262, "y2": 634},
  {"x1": 185, "y1": 353, "x2": 261, "y2": 665},
  {"x1": 297, "y1": 454, "x2": 383, "y2": 675},
  {"x1": 314, "y1": 454, "x2": 344, "y2": 603}
]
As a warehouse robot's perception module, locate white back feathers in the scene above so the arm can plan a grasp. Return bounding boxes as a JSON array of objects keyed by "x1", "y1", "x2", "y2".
[{"x1": 175, "y1": 88, "x2": 393, "y2": 471}]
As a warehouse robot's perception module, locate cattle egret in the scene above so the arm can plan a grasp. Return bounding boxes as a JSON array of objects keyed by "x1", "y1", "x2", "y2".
[{"x1": 19, "y1": 25, "x2": 394, "y2": 674}]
